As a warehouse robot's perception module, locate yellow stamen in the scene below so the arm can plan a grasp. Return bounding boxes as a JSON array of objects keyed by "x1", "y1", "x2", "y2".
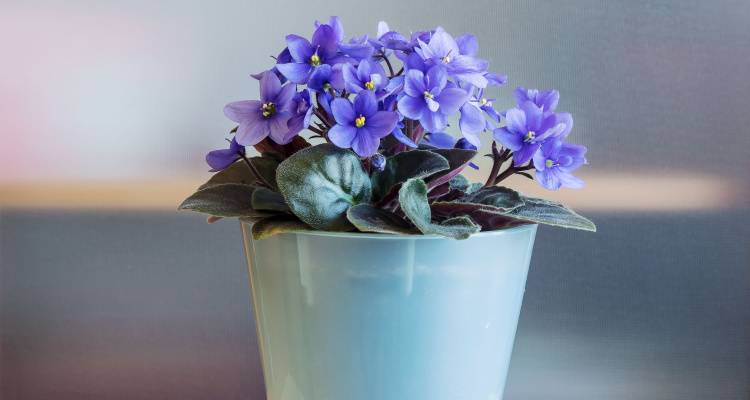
[
  {"x1": 524, "y1": 130, "x2": 536, "y2": 141},
  {"x1": 480, "y1": 98, "x2": 488, "y2": 106},
  {"x1": 364, "y1": 80, "x2": 376, "y2": 90},
  {"x1": 310, "y1": 54, "x2": 321, "y2": 66},
  {"x1": 442, "y1": 55, "x2": 451, "y2": 64},
  {"x1": 355, "y1": 115, "x2": 366, "y2": 128},
  {"x1": 261, "y1": 102, "x2": 276, "y2": 118},
  {"x1": 423, "y1": 91, "x2": 434, "y2": 99},
  {"x1": 545, "y1": 159, "x2": 554, "y2": 168}
]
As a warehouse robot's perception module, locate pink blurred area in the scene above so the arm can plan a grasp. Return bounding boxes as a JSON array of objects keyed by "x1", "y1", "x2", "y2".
[{"x1": 0, "y1": 4, "x2": 214, "y2": 182}]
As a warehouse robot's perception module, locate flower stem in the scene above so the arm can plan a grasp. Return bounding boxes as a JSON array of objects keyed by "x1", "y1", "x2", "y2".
[
  {"x1": 381, "y1": 52, "x2": 395, "y2": 76},
  {"x1": 493, "y1": 162, "x2": 534, "y2": 185},
  {"x1": 240, "y1": 154, "x2": 272, "y2": 188},
  {"x1": 484, "y1": 142, "x2": 504, "y2": 187}
]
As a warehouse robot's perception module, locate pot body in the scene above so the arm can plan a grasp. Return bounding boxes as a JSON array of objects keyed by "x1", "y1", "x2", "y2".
[{"x1": 241, "y1": 224, "x2": 537, "y2": 400}]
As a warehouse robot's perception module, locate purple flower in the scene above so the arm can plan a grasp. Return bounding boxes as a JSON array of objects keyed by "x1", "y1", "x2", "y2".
[
  {"x1": 513, "y1": 87, "x2": 560, "y2": 112},
  {"x1": 390, "y1": 118, "x2": 417, "y2": 148},
  {"x1": 278, "y1": 90, "x2": 314, "y2": 144},
  {"x1": 307, "y1": 64, "x2": 345, "y2": 93},
  {"x1": 397, "y1": 65, "x2": 470, "y2": 132},
  {"x1": 276, "y1": 24, "x2": 344, "y2": 84},
  {"x1": 329, "y1": 91, "x2": 399, "y2": 157},
  {"x1": 493, "y1": 101, "x2": 568, "y2": 166},
  {"x1": 423, "y1": 133, "x2": 479, "y2": 169},
  {"x1": 370, "y1": 21, "x2": 412, "y2": 52},
  {"x1": 415, "y1": 29, "x2": 489, "y2": 87},
  {"x1": 206, "y1": 138, "x2": 245, "y2": 172},
  {"x1": 342, "y1": 59, "x2": 389, "y2": 98},
  {"x1": 223, "y1": 71, "x2": 295, "y2": 145},
  {"x1": 533, "y1": 139, "x2": 587, "y2": 190}
]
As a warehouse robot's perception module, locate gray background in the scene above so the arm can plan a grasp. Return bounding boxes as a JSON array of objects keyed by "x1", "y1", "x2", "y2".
[{"x1": 2, "y1": 0, "x2": 750, "y2": 398}]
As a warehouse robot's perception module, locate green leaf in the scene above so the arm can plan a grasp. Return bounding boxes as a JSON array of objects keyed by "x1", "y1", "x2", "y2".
[
  {"x1": 371, "y1": 150, "x2": 450, "y2": 200},
  {"x1": 398, "y1": 178, "x2": 480, "y2": 239},
  {"x1": 199, "y1": 155, "x2": 280, "y2": 191},
  {"x1": 179, "y1": 183, "x2": 259, "y2": 217},
  {"x1": 250, "y1": 215, "x2": 312, "y2": 239},
  {"x1": 251, "y1": 187, "x2": 289, "y2": 212},
  {"x1": 346, "y1": 204, "x2": 417, "y2": 235},
  {"x1": 426, "y1": 148, "x2": 477, "y2": 189},
  {"x1": 504, "y1": 196, "x2": 597, "y2": 232},
  {"x1": 458, "y1": 186, "x2": 525, "y2": 212},
  {"x1": 465, "y1": 182, "x2": 483, "y2": 194},
  {"x1": 276, "y1": 144, "x2": 371, "y2": 231},
  {"x1": 448, "y1": 174, "x2": 470, "y2": 192}
]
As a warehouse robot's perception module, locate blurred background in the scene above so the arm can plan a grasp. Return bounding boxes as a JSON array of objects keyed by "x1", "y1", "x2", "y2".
[{"x1": 1, "y1": 0, "x2": 748, "y2": 399}]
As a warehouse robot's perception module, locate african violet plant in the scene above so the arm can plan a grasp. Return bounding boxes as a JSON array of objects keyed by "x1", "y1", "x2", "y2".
[{"x1": 179, "y1": 17, "x2": 596, "y2": 239}]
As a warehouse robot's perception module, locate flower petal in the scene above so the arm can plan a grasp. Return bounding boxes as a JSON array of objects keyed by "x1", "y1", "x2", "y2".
[
  {"x1": 342, "y1": 63, "x2": 363, "y2": 93},
  {"x1": 420, "y1": 110, "x2": 447, "y2": 133},
  {"x1": 391, "y1": 127, "x2": 418, "y2": 148},
  {"x1": 276, "y1": 62, "x2": 312, "y2": 84},
  {"x1": 354, "y1": 91, "x2": 378, "y2": 117},
  {"x1": 435, "y1": 87, "x2": 470, "y2": 115},
  {"x1": 427, "y1": 30, "x2": 459, "y2": 58},
  {"x1": 366, "y1": 111, "x2": 399, "y2": 138},
  {"x1": 330, "y1": 98, "x2": 355, "y2": 125},
  {"x1": 403, "y1": 69, "x2": 426, "y2": 97},
  {"x1": 397, "y1": 95, "x2": 425, "y2": 120},
  {"x1": 224, "y1": 100, "x2": 261, "y2": 123},
  {"x1": 351, "y1": 128, "x2": 379, "y2": 157},
  {"x1": 504, "y1": 108, "x2": 527, "y2": 135},
  {"x1": 537, "y1": 168, "x2": 562, "y2": 190},
  {"x1": 327, "y1": 124, "x2": 357, "y2": 148},
  {"x1": 493, "y1": 127, "x2": 522, "y2": 151},
  {"x1": 424, "y1": 132, "x2": 456, "y2": 149},
  {"x1": 459, "y1": 104, "x2": 484, "y2": 140},
  {"x1": 513, "y1": 143, "x2": 539, "y2": 166},
  {"x1": 236, "y1": 120, "x2": 270, "y2": 146},
  {"x1": 285, "y1": 35, "x2": 313, "y2": 63},
  {"x1": 558, "y1": 171, "x2": 585, "y2": 189},
  {"x1": 519, "y1": 101, "x2": 544, "y2": 131},
  {"x1": 426, "y1": 65, "x2": 447, "y2": 93},
  {"x1": 456, "y1": 33, "x2": 478, "y2": 56},
  {"x1": 275, "y1": 83, "x2": 296, "y2": 109},
  {"x1": 311, "y1": 25, "x2": 338, "y2": 59},
  {"x1": 206, "y1": 148, "x2": 240, "y2": 172}
]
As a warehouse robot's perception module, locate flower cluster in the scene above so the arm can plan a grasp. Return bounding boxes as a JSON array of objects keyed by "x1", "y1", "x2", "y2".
[
  {"x1": 184, "y1": 17, "x2": 596, "y2": 240},
  {"x1": 208, "y1": 16, "x2": 587, "y2": 191}
]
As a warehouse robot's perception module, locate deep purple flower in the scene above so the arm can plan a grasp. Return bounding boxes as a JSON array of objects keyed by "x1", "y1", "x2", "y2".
[
  {"x1": 307, "y1": 64, "x2": 344, "y2": 93},
  {"x1": 205, "y1": 138, "x2": 245, "y2": 172},
  {"x1": 513, "y1": 87, "x2": 560, "y2": 112},
  {"x1": 493, "y1": 101, "x2": 568, "y2": 166},
  {"x1": 223, "y1": 71, "x2": 295, "y2": 145},
  {"x1": 276, "y1": 24, "x2": 344, "y2": 84},
  {"x1": 342, "y1": 59, "x2": 389, "y2": 98},
  {"x1": 533, "y1": 139, "x2": 586, "y2": 190},
  {"x1": 315, "y1": 16, "x2": 344, "y2": 42},
  {"x1": 329, "y1": 91, "x2": 399, "y2": 157},
  {"x1": 397, "y1": 65, "x2": 470, "y2": 132},
  {"x1": 415, "y1": 29, "x2": 489, "y2": 87}
]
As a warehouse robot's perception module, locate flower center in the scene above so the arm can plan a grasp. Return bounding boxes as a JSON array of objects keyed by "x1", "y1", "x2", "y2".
[
  {"x1": 545, "y1": 159, "x2": 556, "y2": 168},
  {"x1": 423, "y1": 91, "x2": 434, "y2": 100},
  {"x1": 355, "y1": 115, "x2": 366, "y2": 128},
  {"x1": 524, "y1": 130, "x2": 536, "y2": 142},
  {"x1": 323, "y1": 82, "x2": 331, "y2": 91},
  {"x1": 364, "y1": 80, "x2": 375, "y2": 91},
  {"x1": 441, "y1": 55, "x2": 451, "y2": 64},
  {"x1": 480, "y1": 98, "x2": 488, "y2": 106},
  {"x1": 261, "y1": 102, "x2": 276, "y2": 118},
  {"x1": 310, "y1": 53, "x2": 321, "y2": 66}
]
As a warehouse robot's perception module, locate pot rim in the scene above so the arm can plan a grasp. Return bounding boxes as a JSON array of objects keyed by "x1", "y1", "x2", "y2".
[{"x1": 242, "y1": 221, "x2": 538, "y2": 240}]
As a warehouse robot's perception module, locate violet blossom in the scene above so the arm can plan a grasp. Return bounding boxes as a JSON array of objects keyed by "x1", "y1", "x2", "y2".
[
  {"x1": 329, "y1": 91, "x2": 399, "y2": 157},
  {"x1": 533, "y1": 139, "x2": 587, "y2": 190},
  {"x1": 397, "y1": 65, "x2": 470, "y2": 132}
]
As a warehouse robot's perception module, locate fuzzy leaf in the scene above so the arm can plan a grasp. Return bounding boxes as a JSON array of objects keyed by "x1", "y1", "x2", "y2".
[
  {"x1": 431, "y1": 202, "x2": 524, "y2": 230},
  {"x1": 459, "y1": 186, "x2": 525, "y2": 212},
  {"x1": 399, "y1": 178, "x2": 480, "y2": 239},
  {"x1": 371, "y1": 150, "x2": 450, "y2": 200},
  {"x1": 504, "y1": 196, "x2": 597, "y2": 232},
  {"x1": 250, "y1": 215, "x2": 312, "y2": 239},
  {"x1": 426, "y1": 148, "x2": 477, "y2": 189},
  {"x1": 199, "y1": 155, "x2": 280, "y2": 191},
  {"x1": 251, "y1": 187, "x2": 289, "y2": 212},
  {"x1": 276, "y1": 144, "x2": 371, "y2": 231},
  {"x1": 448, "y1": 174, "x2": 470, "y2": 192},
  {"x1": 346, "y1": 204, "x2": 417, "y2": 235},
  {"x1": 179, "y1": 183, "x2": 258, "y2": 217}
]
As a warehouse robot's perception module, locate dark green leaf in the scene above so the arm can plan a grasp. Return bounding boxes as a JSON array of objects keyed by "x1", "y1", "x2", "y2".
[
  {"x1": 199, "y1": 155, "x2": 280, "y2": 191},
  {"x1": 431, "y1": 202, "x2": 524, "y2": 230},
  {"x1": 371, "y1": 150, "x2": 450, "y2": 200},
  {"x1": 448, "y1": 174, "x2": 470, "y2": 191},
  {"x1": 249, "y1": 215, "x2": 312, "y2": 239},
  {"x1": 251, "y1": 187, "x2": 289, "y2": 212},
  {"x1": 346, "y1": 204, "x2": 417, "y2": 235},
  {"x1": 426, "y1": 148, "x2": 477, "y2": 189},
  {"x1": 179, "y1": 183, "x2": 259, "y2": 217},
  {"x1": 459, "y1": 186, "x2": 525, "y2": 212},
  {"x1": 504, "y1": 196, "x2": 597, "y2": 232},
  {"x1": 399, "y1": 178, "x2": 480, "y2": 239},
  {"x1": 276, "y1": 144, "x2": 371, "y2": 231}
]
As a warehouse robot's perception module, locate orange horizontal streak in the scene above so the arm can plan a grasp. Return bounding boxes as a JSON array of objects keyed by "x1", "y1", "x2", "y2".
[{"x1": 0, "y1": 173, "x2": 745, "y2": 212}]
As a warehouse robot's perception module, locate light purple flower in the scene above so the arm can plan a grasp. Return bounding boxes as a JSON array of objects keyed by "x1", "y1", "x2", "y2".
[
  {"x1": 206, "y1": 138, "x2": 245, "y2": 172},
  {"x1": 342, "y1": 59, "x2": 389, "y2": 98},
  {"x1": 415, "y1": 28, "x2": 489, "y2": 87},
  {"x1": 533, "y1": 139, "x2": 587, "y2": 190},
  {"x1": 223, "y1": 71, "x2": 295, "y2": 146},
  {"x1": 514, "y1": 87, "x2": 560, "y2": 112},
  {"x1": 329, "y1": 91, "x2": 399, "y2": 157},
  {"x1": 493, "y1": 101, "x2": 568, "y2": 166},
  {"x1": 307, "y1": 64, "x2": 345, "y2": 93},
  {"x1": 278, "y1": 90, "x2": 314, "y2": 144},
  {"x1": 276, "y1": 24, "x2": 344, "y2": 84},
  {"x1": 397, "y1": 65, "x2": 470, "y2": 132}
]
